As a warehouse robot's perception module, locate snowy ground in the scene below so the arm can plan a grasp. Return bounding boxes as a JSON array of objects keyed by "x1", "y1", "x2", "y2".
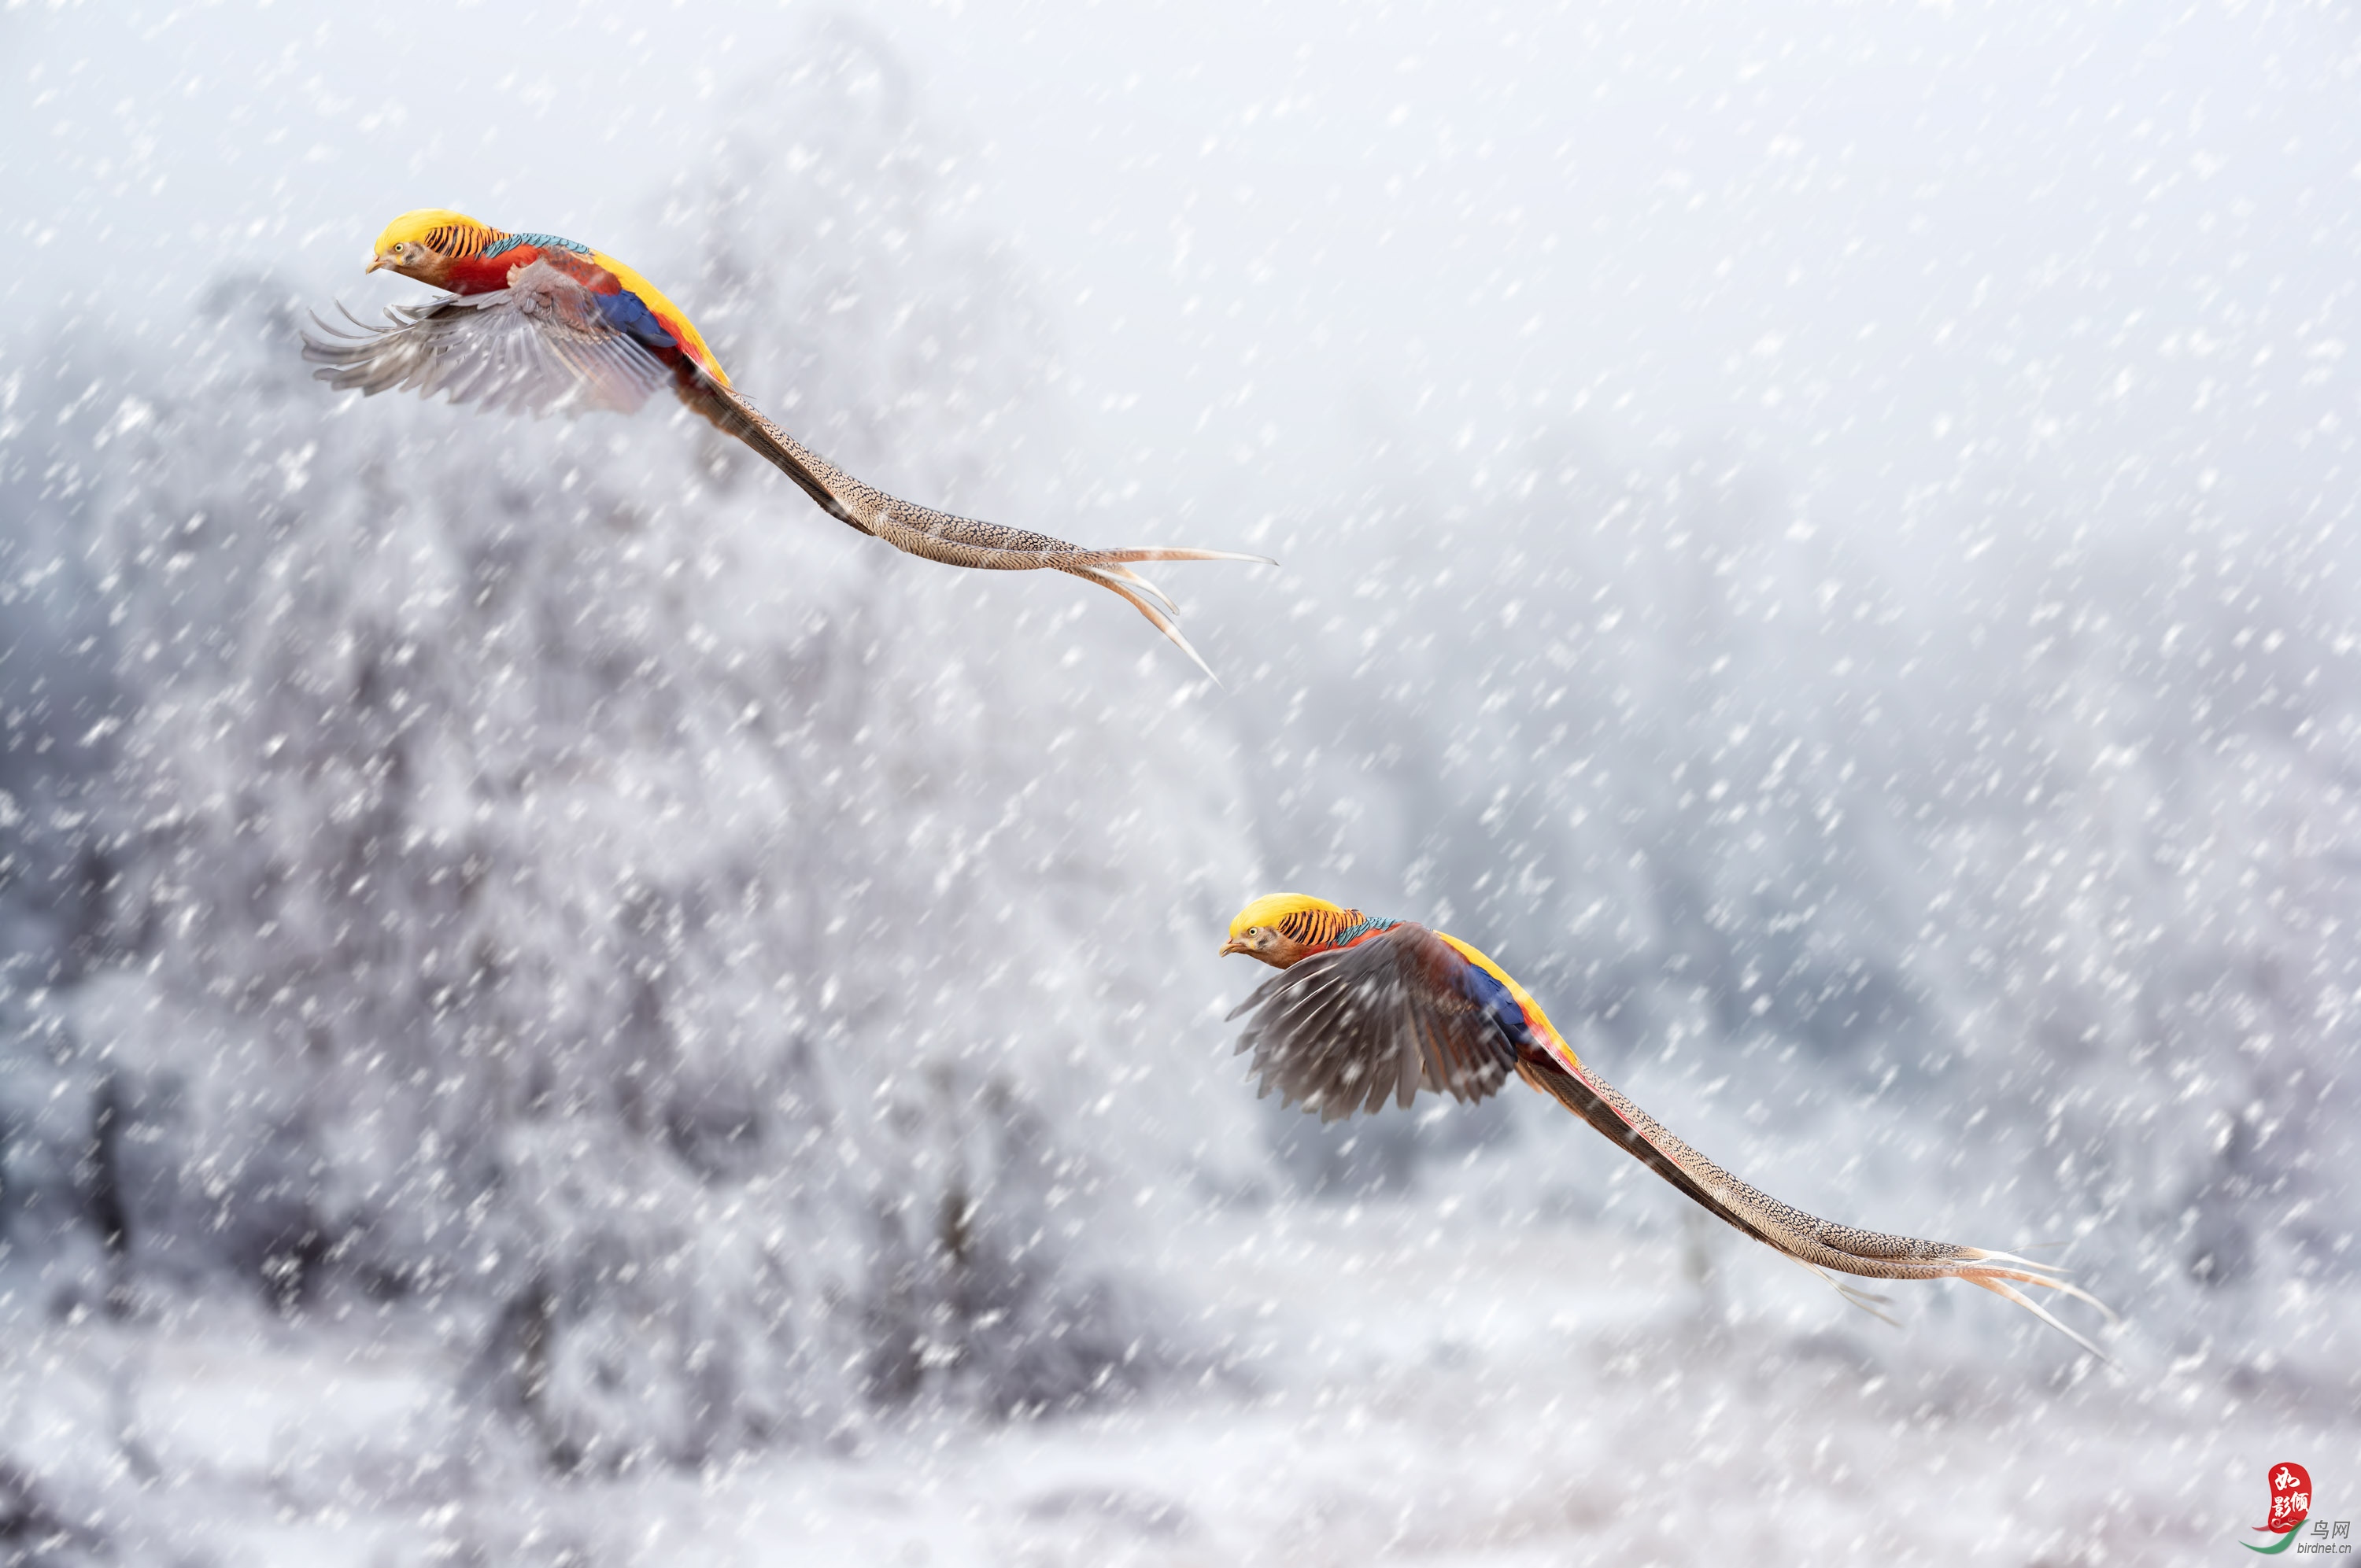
[{"x1": 8, "y1": 1199, "x2": 2349, "y2": 1567}]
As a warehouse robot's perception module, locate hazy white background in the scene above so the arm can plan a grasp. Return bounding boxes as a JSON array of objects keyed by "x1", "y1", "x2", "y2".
[
  {"x1": 3, "y1": 2, "x2": 2358, "y2": 1564},
  {"x1": 16, "y1": 2, "x2": 2355, "y2": 529}
]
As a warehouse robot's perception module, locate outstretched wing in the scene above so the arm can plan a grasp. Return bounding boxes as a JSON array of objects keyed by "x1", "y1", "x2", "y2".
[
  {"x1": 301, "y1": 260, "x2": 673, "y2": 417},
  {"x1": 1224, "y1": 923, "x2": 1521, "y2": 1120}
]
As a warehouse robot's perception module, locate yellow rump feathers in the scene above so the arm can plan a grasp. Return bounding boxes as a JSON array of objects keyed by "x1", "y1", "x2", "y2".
[
  {"x1": 1433, "y1": 932, "x2": 1569, "y2": 1053},
  {"x1": 1225, "y1": 893, "x2": 1344, "y2": 939}
]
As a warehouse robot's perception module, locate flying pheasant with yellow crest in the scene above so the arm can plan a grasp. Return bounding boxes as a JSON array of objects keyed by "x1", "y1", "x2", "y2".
[
  {"x1": 301, "y1": 209, "x2": 1267, "y2": 673},
  {"x1": 1220, "y1": 893, "x2": 2118, "y2": 1356}
]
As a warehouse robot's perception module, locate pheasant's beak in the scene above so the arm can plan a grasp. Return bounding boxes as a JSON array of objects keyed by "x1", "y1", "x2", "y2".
[
  {"x1": 1218, "y1": 937, "x2": 1250, "y2": 957},
  {"x1": 364, "y1": 253, "x2": 391, "y2": 273}
]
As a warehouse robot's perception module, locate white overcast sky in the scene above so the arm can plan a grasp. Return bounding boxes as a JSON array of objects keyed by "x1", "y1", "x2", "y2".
[{"x1": 6, "y1": 0, "x2": 2359, "y2": 552}]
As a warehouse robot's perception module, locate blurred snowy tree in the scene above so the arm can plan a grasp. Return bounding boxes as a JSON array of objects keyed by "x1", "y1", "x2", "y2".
[{"x1": 0, "y1": 35, "x2": 1257, "y2": 1470}]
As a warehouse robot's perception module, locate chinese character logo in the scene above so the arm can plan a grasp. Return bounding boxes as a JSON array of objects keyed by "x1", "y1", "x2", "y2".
[{"x1": 2244, "y1": 1462, "x2": 2311, "y2": 1555}]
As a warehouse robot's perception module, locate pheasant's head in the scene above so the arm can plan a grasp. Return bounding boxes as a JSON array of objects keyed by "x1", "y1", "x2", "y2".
[
  {"x1": 1221, "y1": 893, "x2": 1358, "y2": 970},
  {"x1": 366, "y1": 208, "x2": 490, "y2": 287}
]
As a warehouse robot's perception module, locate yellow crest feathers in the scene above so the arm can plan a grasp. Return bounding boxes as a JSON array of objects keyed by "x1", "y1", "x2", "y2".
[
  {"x1": 375, "y1": 208, "x2": 478, "y2": 251},
  {"x1": 372, "y1": 208, "x2": 504, "y2": 260},
  {"x1": 1226, "y1": 893, "x2": 1344, "y2": 939}
]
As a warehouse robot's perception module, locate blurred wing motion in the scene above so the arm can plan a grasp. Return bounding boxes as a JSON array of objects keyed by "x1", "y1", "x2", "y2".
[
  {"x1": 302, "y1": 260, "x2": 1268, "y2": 675},
  {"x1": 301, "y1": 263, "x2": 675, "y2": 416},
  {"x1": 1230, "y1": 923, "x2": 1523, "y2": 1115},
  {"x1": 1229, "y1": 921, "x2": 2119, "y2": 1356}
]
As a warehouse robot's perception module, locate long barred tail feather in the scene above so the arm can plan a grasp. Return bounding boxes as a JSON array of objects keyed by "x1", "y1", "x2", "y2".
[
  {"x1": 674, "y1": 366, "x2": 1271, "y2": 670},
  {"x1": 1517, "y1": 1052, "x2": 2118, "y2": 1358}
]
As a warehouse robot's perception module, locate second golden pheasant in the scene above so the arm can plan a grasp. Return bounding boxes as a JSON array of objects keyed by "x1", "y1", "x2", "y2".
[{"x1": 1221, "y1": 894, "x2": 2117, "y2": 1356}]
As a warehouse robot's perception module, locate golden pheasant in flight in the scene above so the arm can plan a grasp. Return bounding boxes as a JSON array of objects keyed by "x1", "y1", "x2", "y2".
[
  {"x1": 1221, "y1": 894, "x2": 2116, "y2": 1356},
  {"x1": 301, "y1": 209, "x2": 1268, "y2": 673}
]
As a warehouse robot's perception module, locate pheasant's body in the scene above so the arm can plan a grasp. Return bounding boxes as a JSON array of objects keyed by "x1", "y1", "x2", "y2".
[
  {"x1": 1220, "y1": 894, "x2": 2117, "y2": 1356},
  {"x1": 390, "y1": 220, "x2": 727, "y2": 382},
  {"x1": 303, "y1": 209, "x2": 1267, "y2": 673}
]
